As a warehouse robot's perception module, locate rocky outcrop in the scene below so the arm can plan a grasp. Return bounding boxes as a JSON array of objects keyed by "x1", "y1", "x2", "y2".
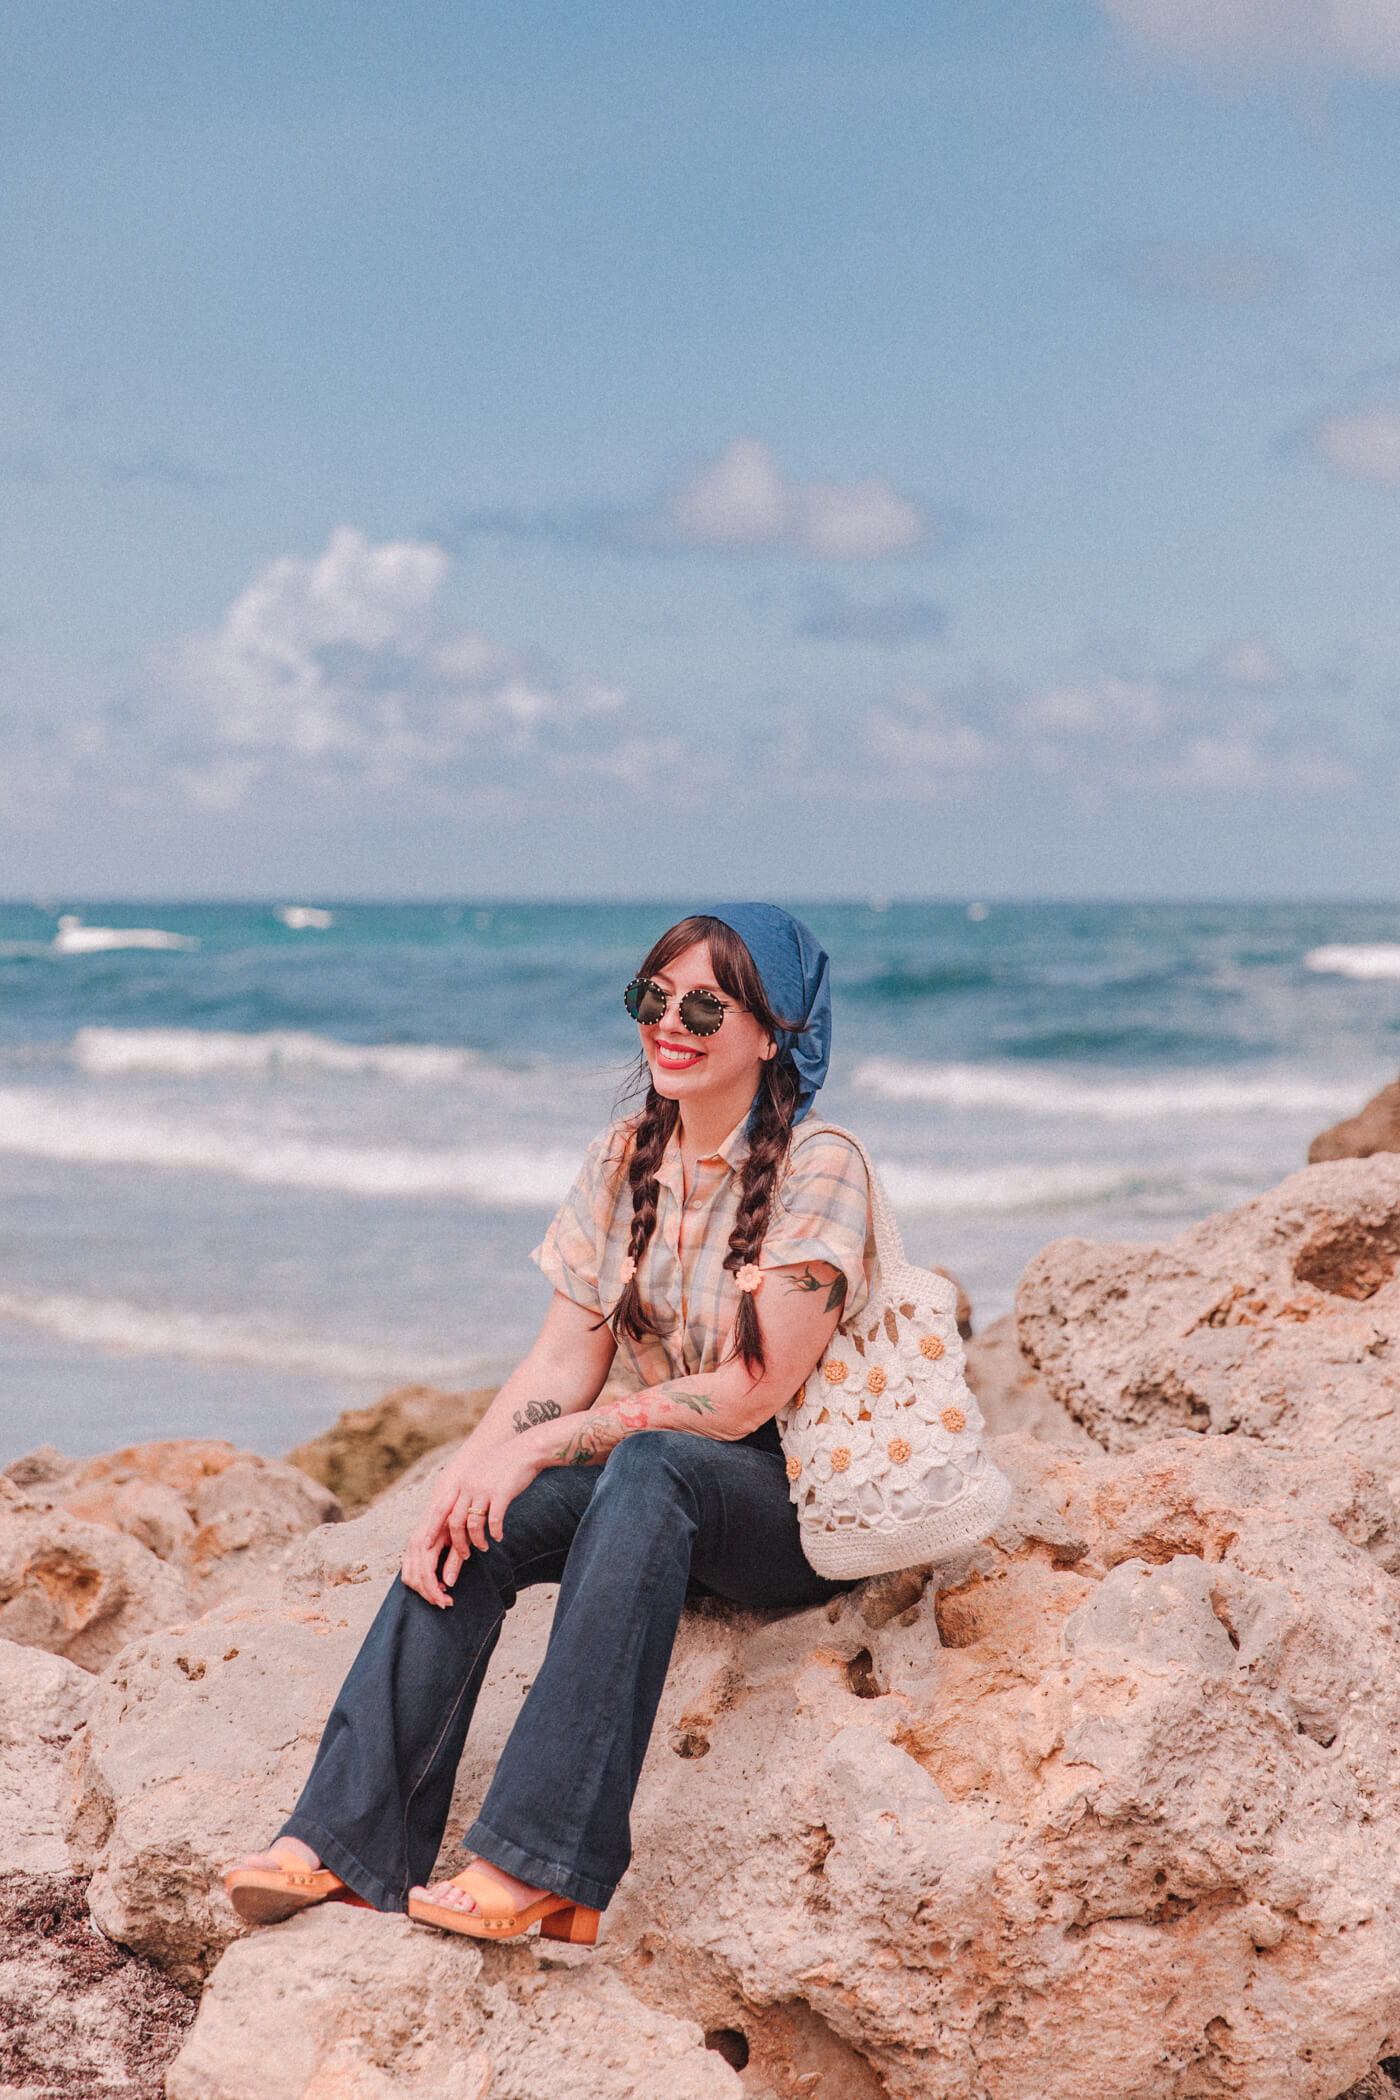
[
  {"x1": 287, "y1": 1386, "x2": 496, "y2": 1512},
  {"x1": 962, "y1": 1312, "x2": 1094, "y2": 1448},
  {"x1": 0, "y1": 1870, "x2": 196, "y2": 2099},
  {"x1": 70, "y1": 1429, "x2": 1400, "y2": 2097},
  {"x1": 0, "y1": 1639, "x2": 91, "y2": 1872},
  {"x1": 165, "y1": 1907, "x2": 738, "y2": 2100},
  {"x1": 1016, "y1": 1156, "x2": 1400, "y2": 1496},
  {"x1": 1310, "y1": 1077, "x2": 1400, "y2": 1164},
  {"x1": 0, "y1": 1479, "x2": 190, "y2": 1672},
  {"x1": 66, "y1": 1455, "x2": 445, "y2": 1986},
  {"x1": 4, "y1": 1439, "x2": 340, "y2": 1610}
]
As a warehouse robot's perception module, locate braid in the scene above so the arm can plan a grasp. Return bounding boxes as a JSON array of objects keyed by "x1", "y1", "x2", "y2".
[
  {"x1": 723, "y1": 1058, "x2": 802, "y2": 1372},
  {"x1": 607, "y1": 1086, "x2": 679, "y2": 1346}
]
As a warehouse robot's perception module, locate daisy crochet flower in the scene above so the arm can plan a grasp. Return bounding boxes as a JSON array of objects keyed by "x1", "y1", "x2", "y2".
[
  {"x1": 734, "y1": 1263, "x2": 764, "y2": 1293},
  {"x1": 618, "y1": 1255, "x2": 637, "y2": 1284}
]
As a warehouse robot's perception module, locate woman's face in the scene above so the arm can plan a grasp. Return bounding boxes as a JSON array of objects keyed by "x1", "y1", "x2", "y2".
[{"x1": 636, "y1": 940, "x2": 776, "y2": 1114}]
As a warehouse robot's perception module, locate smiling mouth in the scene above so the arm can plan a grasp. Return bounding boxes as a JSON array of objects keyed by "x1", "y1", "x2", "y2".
[{"x1": 654, "y1": 1039, "x2": 704, "y2": 1071}]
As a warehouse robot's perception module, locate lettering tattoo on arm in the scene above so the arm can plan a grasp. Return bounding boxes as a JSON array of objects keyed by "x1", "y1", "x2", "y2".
[
  {"x1": 512, "y1": 1398, "x2": 563, "y2": 1435},
  {"x1": 786, "y1": 1265, "x2": 848, "y2": 1315}
]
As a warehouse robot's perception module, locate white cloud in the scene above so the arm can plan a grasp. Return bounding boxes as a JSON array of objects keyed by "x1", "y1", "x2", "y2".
[
  {"x1": 656, "y1": 438, "x2": 931, "y2": 559},
  {"x1": 1021, "y1": 676, "x2": 1163, "y2": 734},
  {"x1": 1100, "y1": 0, "x2": 1400, "y2": 74},
  {"x1": 866, "y1": 686, "x2": 992, "y2": 773},
  {"x1": 1176, "y1": 733, "x2": 1355, "y2": 789},
  {"x1": 1312, "y1": 406, "x2": 1400, "y2": 486},
  {"x1": 1210, "y1": 639, "x2": 1288, "y2": 685},
  {"x1": 174, "y1": 527, "x2": 622, "y2": 800}
]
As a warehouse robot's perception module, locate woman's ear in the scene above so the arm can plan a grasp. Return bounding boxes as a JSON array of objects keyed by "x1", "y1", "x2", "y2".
[{"x1": 761, "y1": 1037, "x2": 778, "y2": 1061}]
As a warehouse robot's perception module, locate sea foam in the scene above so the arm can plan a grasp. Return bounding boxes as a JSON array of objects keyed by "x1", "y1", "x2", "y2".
[
  {"x1": 71, "y1": 1027, "x2": 483, "y2": 1084},
  {"x1": 1304, "y1": 945, "x2": 1400, "y2": 981},
  {"x1": 0, "y1": 1088, "x2": 578, "y2": 1205},
  {"x1": 851, "y1": 1058, "x2": 1368, "y2": 1120},
  {"x1": 0, "y1": 1285, "x2": 481, "y2": 1380}
]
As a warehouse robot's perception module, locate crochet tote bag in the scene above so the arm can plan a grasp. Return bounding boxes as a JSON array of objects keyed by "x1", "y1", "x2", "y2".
[{"x1": 777, "y1": 1124, "x2": 1013, "y2": 1580}]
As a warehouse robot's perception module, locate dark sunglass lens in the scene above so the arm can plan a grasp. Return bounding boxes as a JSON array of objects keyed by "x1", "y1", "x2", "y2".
[
  {"x1": 678, "y1": 990, "x2": 726, "y2": 1036},
  {"x1": 625, "y1": 978, "x2": 668, "y2": 1025}
]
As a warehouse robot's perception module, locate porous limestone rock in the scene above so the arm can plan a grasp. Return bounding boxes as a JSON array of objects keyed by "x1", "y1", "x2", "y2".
[
  {"x1": 66, "y1": 1453, "x2": 456, "y2": 1984},
  {"x1": 0, "y1": 1639, "x2": 90, "y2": 1872},
  {"x1": 1310, "y1": 1076, "x2": 1400, "y2": 1164},
  {"x1": 287, "y1": 1387, "x2": 496, "y2": 1512},
  {"x1": 1016, "y1": 1155, "x2": 1400, "y2": 1495},
  {"x1": 962, "y1": 1312, "x2": 1094, "y2": 1448},
  {"x1": 165, "y1": 1905, "x2": 739, "y2": 2100},
  {"x1": 4, "y1": 1439, "x2": 341, "y2": 1608},
  {"x1": 69, "y1": 1428, "x2": 1400, "y2": 2097},
  {"x1": 0, "y1": 1479, "x2": 189, "y2": 1672}
]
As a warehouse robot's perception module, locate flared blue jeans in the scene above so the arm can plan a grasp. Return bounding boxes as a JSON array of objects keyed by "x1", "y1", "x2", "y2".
[{"x1": 280, "y1": 1428, "x2": 845, "y2": 1914}]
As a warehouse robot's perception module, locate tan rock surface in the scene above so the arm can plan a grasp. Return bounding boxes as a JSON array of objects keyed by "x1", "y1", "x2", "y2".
[
  {"x1": 288, "y1": 1386, "x2": 496, "y2": 1512},
  {"x1": 1016, "y1": 1156, "x2": 1400, "y2": 1495},
  {"x1": 66, "y1": 1453, "x2": 454, "y2": 1984},
  {"x1": 70, "y1": 1429, "x2": 1400, "y2": 2096},
  {"x1": 166, "y1": 1905, "x2": 738, "y2": 2100},
  {"x1": 962, "y1": 1311, "x2": 1094, "y2": 1448},
  {"x1": 0, "y1": 1479, "x2": 190, "y2": 1672},
  {"x1": 1310, "y1": 1076, "x2": 1400, "y2": 1164},
  {"x1": 0, "y1": 1639, "x2": 90, "y2": 1872},
  {"x1": 3, "y1": 1439, "x2": 341, "y2": 1608}
]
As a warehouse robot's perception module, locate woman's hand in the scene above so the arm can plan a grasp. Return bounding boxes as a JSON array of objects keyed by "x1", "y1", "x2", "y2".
[{"x1": 400, "y1": 1436, "x2": 542, "y2": 1607}]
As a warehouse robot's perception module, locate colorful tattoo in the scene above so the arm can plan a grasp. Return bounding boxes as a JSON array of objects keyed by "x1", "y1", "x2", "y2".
[{"x1": 548, "y1": 1388, "x2": 717, "y2": 1467}]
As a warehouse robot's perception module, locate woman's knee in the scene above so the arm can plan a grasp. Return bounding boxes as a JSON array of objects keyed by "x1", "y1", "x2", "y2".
[{"x1": 597, "y1": 1428, "x2": 698, "y2": 1499}]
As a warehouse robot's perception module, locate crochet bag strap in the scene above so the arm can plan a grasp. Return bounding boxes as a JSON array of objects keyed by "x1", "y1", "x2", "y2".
[{"x1": 789, "y1": 1118, "x2": 915, "y2": 1288}]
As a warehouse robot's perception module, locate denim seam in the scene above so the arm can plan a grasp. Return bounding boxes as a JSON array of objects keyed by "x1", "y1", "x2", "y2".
[
  {"x1": 396, "y1": 1549, "x2": 562, "y2": 1898},
  {"x1": 494, "y1": 1456, "x2": 695, "y2": 1882}
]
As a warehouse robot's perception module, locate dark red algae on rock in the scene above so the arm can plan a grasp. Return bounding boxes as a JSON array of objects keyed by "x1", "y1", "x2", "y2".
[{"x1": 0, "y1": 1871, "x2": 196, "y2": 2099}]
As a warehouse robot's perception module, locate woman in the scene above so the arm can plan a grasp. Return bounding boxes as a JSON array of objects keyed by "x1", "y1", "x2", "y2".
[{"x1": 226, "y1": 904, "x2": 872, "y2": 1946}]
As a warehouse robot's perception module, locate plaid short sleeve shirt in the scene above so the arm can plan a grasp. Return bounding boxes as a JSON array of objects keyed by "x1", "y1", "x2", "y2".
[{"x1": 532, "y1": 1115, "x2": 875, "y2": 1394}]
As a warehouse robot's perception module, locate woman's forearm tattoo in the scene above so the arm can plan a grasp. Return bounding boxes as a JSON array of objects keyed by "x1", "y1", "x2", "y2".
[
  {"x1": 551, "y1": 1389, "x2": 717, "y2": 1467},
  {"x1": 512, "y1": 1398, "x2": 562, "y2": 1435}
]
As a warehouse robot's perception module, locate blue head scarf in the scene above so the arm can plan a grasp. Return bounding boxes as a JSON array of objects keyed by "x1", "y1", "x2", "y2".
[{"x1": 702, "y1": 902, "x2": 832, "y2": 1129}]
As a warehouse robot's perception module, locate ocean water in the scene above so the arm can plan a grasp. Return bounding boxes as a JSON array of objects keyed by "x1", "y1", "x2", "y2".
[{"x1": 1, "y1": 898, "x2": 1398, "y2": 1465}]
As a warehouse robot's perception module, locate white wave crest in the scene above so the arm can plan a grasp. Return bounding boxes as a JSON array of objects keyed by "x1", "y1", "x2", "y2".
[
  {"x1": 72, "y1": 1027, "x2": 484, "y2": 1084},
  {"x1": 878, "y1": 1160, "x2": 1155, "y2": 1215},
  {"x1": 1304, "y1": 944, "x2": 1400, "y2": 981},
  {"x1": 852, "y1": 1058, "x2": 1367, "y2": 1120},
  {"x1": 0, "y1": 1285, "x2": 482, "y2": 1380},
  {"x1": 0, "y1": 1088, "x2": 576, "y2": 1204}
]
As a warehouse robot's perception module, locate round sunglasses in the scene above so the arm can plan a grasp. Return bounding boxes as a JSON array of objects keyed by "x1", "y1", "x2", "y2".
[{"x1": 624, "y1": 975, "x2": 734, "y2": 1037}]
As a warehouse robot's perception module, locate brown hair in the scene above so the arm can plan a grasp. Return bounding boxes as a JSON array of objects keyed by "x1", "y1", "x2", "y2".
[{"x1": 609, "y1": 914, "x2": 804, "y2": 1373}]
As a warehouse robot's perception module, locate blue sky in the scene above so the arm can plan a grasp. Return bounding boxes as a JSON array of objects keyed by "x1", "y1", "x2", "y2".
[{"x1": 4, "y1": 0, "x2": 1400, "y2": 898}]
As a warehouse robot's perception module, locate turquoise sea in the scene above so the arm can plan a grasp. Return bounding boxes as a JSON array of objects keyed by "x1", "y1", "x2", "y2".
[{"x1": 1, "y1": 898, "x2": 1398, "y2": 1463}]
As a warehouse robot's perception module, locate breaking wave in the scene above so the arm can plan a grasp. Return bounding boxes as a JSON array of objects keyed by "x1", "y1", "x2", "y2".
[
  {"x1": 0, "y1": 1285, "x2": 482, "y2": 1380},
  {"x1": 851, "y1": 1058, "x2": 1368, "y2": 1121},
  {"x1": 0, "y1": 1089, "x2": 577, "y2": 1205},
  {"x1": 1304, "y1": 945, "x2": 1400, "y2": 982},
  {"x1": 70, "y1": 1027, "x2": 486, "y2": 1084}
]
